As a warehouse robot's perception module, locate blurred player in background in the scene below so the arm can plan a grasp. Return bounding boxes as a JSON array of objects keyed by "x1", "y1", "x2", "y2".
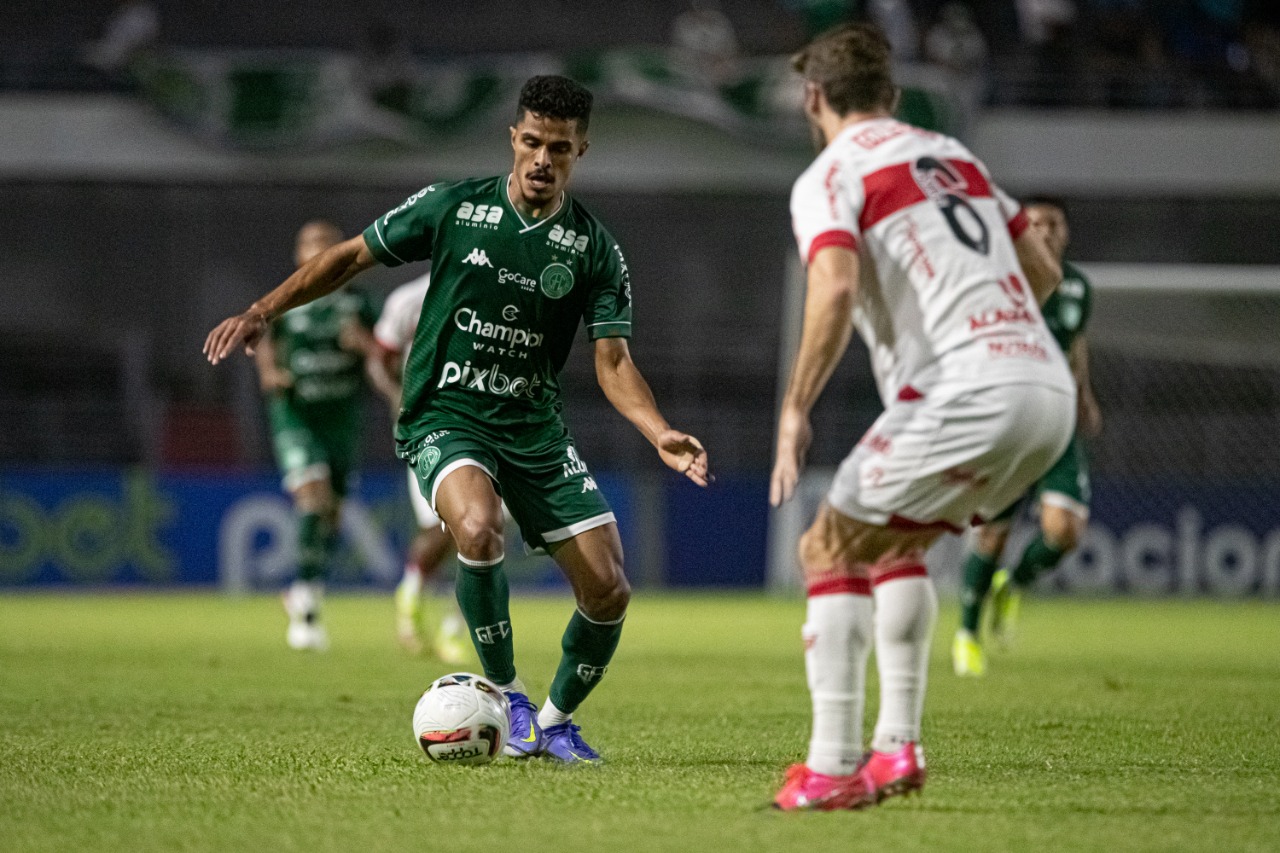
[
  {"x1": 253, "y1": 220, "x2": 378, "y2": 651},
  {"x1": 770, "y1": 25, "x2": 1074, "y2": 810},
  {"x1": 953, "y1": 196, "x2": 1101, "y2": 676},
  {"x1": 206, "y1": 75, "x2": 710, "y2": 764},
  {"x1": 366, "y1": 271, "x2": 468, "y2": 663}
]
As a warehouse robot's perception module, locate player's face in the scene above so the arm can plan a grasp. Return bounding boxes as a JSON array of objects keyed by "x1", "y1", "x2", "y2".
[
  {"x1": 509, "y1": 111, "x2": 589, "y2": 209},
  {"x1": 1026, "y1": 205, "x2": 1069, "y2": 261},
  {"x1": 294, "y1": 223, "x2": 342, "y2": 267}
]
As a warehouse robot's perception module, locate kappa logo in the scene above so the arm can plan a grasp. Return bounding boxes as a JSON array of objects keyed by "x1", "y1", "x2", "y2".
[{"x1": 463, "y1": 248, "x2": 494, "y2": 268}]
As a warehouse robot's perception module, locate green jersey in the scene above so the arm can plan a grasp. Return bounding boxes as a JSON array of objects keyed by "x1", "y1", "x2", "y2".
[
  {"x1": 271, "y1": 287, "x2": 377, "y2": 405},
  {"x1": 361, "y1": 176, "x2": 633, "y2": 451},
  {"x1": 1041, "y1": 260, "x2": 1092, "y2": 354}
]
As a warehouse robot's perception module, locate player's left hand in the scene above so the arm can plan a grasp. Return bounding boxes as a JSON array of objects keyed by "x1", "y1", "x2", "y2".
[
  {"x1": 204, "y1": 311, "x2": 268, "y2": 364},
  {"x1": 657, "y1": 430, "x2": 711, "y2": 487}
]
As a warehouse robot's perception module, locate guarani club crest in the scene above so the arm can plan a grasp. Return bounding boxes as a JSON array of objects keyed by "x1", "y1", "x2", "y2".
[{"x1": 540, "y1": 262, "x2": 574, "y2": 299}]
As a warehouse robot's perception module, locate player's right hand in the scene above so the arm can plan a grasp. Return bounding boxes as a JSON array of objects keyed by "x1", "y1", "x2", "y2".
[
  {"x1": 204, "y1": 311, "x2": 268, "y2": 365},
  {"x1": 770, "y1": 408, "x2": 812, "y2": 507}
]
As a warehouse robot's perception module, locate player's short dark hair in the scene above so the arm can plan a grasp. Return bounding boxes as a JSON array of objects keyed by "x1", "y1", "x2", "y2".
[
  {"x1": 1024, "y1": 195, "x2": 1069, "y2": 218},
  {"x1": 517, "y1": 75, "x2": 593, "y2": 133},
  {"x1": 791, "y1": 23, "x2": 896, "y2": 116}
]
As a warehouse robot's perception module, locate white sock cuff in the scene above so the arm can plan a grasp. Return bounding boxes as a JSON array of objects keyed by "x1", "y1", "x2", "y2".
[
  {"x1": 458, "y1": 553, "x2": 505, "y2": 568},
  {"x1": 538, "y1": 698, "x2": 572, "y2": 728},
  {"x1": 576, "y1": 607, "x2": 626, "y2": 626}
]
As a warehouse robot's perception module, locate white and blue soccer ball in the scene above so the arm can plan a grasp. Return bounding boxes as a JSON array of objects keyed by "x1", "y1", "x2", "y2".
[{"x1": 412, "y1": 672, "x2": 511, "y2": 765}]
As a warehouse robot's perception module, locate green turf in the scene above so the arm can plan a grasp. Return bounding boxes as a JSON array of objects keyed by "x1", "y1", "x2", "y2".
[{"x1": 1, "y1": 592, "x2": 1277, "y2": 852}]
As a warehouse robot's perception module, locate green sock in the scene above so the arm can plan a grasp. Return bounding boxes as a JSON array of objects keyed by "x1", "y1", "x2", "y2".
[
  {"x1": 455, "y1": 559, "x2": 516, "y2": 686},
  {"x1": 1011, "y1": 534, "x2": 1067, "y2": 587},
  {"x1": 960, "y1": 550, "x2": 999, "y2": 633},
  {"x1": 548, "y1": 609, "x2": 625, "y2": 715},
  {"x1": 297, "y1": 511, "x2": 335, "y2": 582}
]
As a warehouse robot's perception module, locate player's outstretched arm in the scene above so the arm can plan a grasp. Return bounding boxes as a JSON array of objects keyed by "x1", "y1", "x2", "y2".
[
  {"x1": 204, "y1": 236, "x2": 378, "y2": 365},
  {"x1": 1013, "y1": 227, "x2": 1063, "y2": 306},
  {"x1": 770, "y1": 245, "x2": 859, "y2": 507},
  {"x1": 594, "y1": 337, "x2": 711, "y2": 487}
]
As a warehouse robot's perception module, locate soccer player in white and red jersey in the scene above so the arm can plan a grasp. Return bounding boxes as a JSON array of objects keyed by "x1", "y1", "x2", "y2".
[
  {"x1": 367, "y1": 272, "x2": 468, "y2": 662},
  {"x1": 770, "y1": 24, "x2": 1075, "y2": 810}
]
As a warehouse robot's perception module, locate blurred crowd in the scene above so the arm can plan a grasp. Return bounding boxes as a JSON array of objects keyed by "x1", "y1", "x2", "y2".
[{"x1": 41, "y1": 0, "x2": 1280, "y2": 108}]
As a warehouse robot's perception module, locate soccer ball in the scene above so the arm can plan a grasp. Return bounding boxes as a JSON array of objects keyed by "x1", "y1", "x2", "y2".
[{"x1": 412, "y1": 672, "x2": 511, "y2": 765}]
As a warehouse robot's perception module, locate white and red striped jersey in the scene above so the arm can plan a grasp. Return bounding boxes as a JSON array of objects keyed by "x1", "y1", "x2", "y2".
[
  {"x1": 373, "y1": 273, "x2": 432, "y2": 370},
  {"x1": 790, "y1": 117, "x2": 1073, "y2": 405}
]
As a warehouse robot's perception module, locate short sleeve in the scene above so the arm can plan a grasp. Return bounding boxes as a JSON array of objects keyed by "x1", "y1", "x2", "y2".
[
  {"x1": 362, "y1": 184, "x2": 450, "y2": 267},
  {"x1": 374, "y1": 280, "x2": 421, "y2": 352},
  {"x1": 790, "y1": 157, "x2": 862, "y2": 266},
  {"x1": 372, "y1": 301, "x2": 401, "y2": 352},
  {"x1": 584, "y1": 240, "x2": 632, "y2": 340}
]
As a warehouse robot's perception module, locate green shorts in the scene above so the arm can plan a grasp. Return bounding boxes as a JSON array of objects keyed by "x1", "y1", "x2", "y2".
[
  {"x1": 994, "y1": 433, "x2": 1091, "y2": 523},
  {"x1": 267, "y1": 394, "x2": 360, "y2": 496},
  {"x1": 403, "y1": 420, "x2": 614, "y2": 552}
]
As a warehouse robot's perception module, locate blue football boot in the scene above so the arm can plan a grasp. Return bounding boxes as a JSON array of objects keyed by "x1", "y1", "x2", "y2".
[
  {"x1": 502, "y1": 691, "x2": 543, "y2": 758},
  {"x1": 541, "y1": 722, "x2": 601, "y2": 765}
]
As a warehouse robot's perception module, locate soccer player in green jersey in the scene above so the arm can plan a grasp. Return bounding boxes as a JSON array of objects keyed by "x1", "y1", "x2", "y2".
[
  {"x1": 206, "y1": 76, "x2": 711, "y2": 763},
  {"x1": 252, "y1": 220, "x2": 379, "y2": 652},
  {"x1": 953, "y1": 196, "x2": 1103, "y2": 676}
]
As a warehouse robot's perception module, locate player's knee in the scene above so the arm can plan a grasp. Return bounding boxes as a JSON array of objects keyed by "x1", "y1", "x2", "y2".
[
  {"x1": 1043, "y1": 514, "x2": 1085, "y2": 553},
  {"x1": 450, "y1": 512, "x2": 504, "y2": 563},
  {"x1": 579, "y1": 574, "x2": 630, "y2": 623}
]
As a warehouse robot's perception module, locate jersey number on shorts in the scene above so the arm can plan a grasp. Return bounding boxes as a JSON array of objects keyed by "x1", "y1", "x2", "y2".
[{"x1": 911, "y1": 157, "x2": 990, "y2": 256}]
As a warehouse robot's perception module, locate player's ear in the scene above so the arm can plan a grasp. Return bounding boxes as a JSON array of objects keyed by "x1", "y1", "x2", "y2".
[
  {"x1": 889, "y1": 86, "x2": 902, "y2": 115},
  {"x1": 510, "y1": 125, "x2": 518, "y2": 150},
  {"x1": 577, "y1": 138, "x2": 590, "y2": 159}
]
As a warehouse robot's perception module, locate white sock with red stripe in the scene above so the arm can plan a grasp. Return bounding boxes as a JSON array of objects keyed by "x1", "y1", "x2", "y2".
[
  {"x1": 871, "y1": 572, "x2": 938, "y2": 753},
  {"x1": 803, "y1": 584, "x2": 873, "y2": 777}
]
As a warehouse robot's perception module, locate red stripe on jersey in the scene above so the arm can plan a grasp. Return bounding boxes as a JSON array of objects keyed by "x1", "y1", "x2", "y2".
[
  {"x1": 859, "y1": 159, "x2": 996, "y2": 232},
  {"x1": 860, "y1": 163, "x2": 926, "y2": 232},
  {"x1": 1007, "y1": 208, "x2": 1029, "y2": 239},
  {"x1": 896, "y1": 385, "x2": 925, "y2": 401},
  {"x1": 947, "y1": 160, "x2": 992, "y2": 199},
  {"x1": 808, "y1": 576, "x2": 872, "y2": 597},
  {"x1": 807, "y1": 229, "x2": 859, "y2": 265}
]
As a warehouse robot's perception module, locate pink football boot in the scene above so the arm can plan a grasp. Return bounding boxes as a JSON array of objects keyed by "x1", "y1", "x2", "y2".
[
  {"x1": 860, "y1": 743, "x2": 926, "y2": 803},
  {"x1": 772, "y1": 763, "x2": 875, "y2": 811}
]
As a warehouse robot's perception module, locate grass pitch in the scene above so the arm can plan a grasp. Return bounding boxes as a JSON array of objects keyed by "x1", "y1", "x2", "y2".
[{"x1": 1, "y1": 592, "x2": 1278, "y2": 852}]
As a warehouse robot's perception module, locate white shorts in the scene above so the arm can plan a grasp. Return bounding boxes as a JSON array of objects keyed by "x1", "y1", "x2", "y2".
[
  {"x1": 407, "y1": 465, "x2": 442, "y2": 528},
  {"x1": 828, "y1": 382, "x2": 1075, "y2": 533}
]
